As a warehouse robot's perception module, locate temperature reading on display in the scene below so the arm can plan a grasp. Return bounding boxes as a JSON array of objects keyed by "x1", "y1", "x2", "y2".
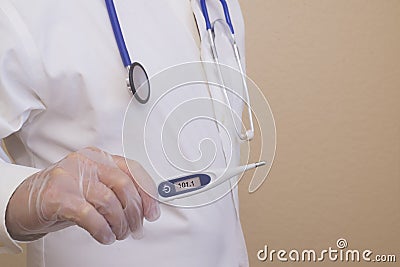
[{"x1": 174, "y1": 177, "x2": 202, "y2": 192}]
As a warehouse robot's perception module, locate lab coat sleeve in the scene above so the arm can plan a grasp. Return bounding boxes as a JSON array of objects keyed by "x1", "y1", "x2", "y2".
[
  {"x1": 0, "y1": 159, "x2": 39, "y2": 254},
  {"x1": 0, "y1": 4, "x2": 45, "y2": 254}
]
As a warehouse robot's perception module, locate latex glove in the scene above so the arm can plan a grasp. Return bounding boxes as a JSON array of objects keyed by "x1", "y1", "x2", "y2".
[{"x1": 5, "y1": 147, "x2": 160, "y2": 245}]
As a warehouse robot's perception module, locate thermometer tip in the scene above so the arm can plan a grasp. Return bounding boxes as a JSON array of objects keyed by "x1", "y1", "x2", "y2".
[{"x1": 255, "y1": 161, "x2": 267, "y2": 168}]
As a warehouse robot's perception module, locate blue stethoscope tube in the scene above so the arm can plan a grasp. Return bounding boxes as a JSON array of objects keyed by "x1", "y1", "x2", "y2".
[
  {"x1": 105, "y1": 0, "x2": 150, "y2": 103},
  {"x1": 200, "y1": 0, "x2": 235, "y2": 34},
  {"x1": 105, "y1": 0, "x2": 131, "y2": 67}
]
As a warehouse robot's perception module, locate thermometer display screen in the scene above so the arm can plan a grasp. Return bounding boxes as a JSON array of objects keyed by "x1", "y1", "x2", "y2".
[{"x1": 174, "y1": 177, "x2": 202, "y2": 192}]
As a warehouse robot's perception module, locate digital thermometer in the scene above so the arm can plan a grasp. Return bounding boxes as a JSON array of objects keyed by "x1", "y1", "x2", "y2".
[{"x1": 158, "y1": 161, "x2": 266, "y2": 201}]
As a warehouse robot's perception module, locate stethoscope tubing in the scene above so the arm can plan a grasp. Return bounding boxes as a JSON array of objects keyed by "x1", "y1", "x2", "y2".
[
  {"x1": 105, "y1": 0, "x2": 131, "y2": 67},
  {"x1": 200, "y1": 1, "x2": 255, "y2": 141},
  {"x1": 200, "y1": 0, "x2": 235, "y2": 34}
]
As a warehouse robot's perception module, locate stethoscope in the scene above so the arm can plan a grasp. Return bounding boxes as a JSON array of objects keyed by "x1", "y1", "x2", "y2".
[
  {"x1": 105, "y1": 0, "x2": 150, "y2": 104},
  {"x1": 200, "y1": 0, "x2": 254, "y2": 141},
  {"x1": 105, "y1": 0, "x2": 263, "y2": 200},
  {"x1": 105, "y1": 0, "x2": 254, "y2": 140}
]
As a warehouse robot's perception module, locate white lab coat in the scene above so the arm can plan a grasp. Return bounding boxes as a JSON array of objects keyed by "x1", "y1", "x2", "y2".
[{"x1": 0, "y1": 0, "x2": 248, "y2": 266}]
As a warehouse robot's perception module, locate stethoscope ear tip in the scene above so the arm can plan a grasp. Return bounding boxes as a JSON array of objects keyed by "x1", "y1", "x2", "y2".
[
  {"x1": 241, "y1": 130, "x2": 254, "y2": 141},
  {"x1": 246, "y1": 130, "x2": 254, "y2": 141}
]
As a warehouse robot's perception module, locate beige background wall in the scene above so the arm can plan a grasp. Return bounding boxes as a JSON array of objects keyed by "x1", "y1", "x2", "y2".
[
  {"x1": 1, "y1": 0, "x2": 399, "y2": 266},
  {"x1": 238, "y1": 0, "x2": 399, "y2": 266}
]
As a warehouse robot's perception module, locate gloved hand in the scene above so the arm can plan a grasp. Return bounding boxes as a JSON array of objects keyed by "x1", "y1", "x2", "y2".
[{"x1": 5, "y1": 147, "x2": 160, "y2": 245}]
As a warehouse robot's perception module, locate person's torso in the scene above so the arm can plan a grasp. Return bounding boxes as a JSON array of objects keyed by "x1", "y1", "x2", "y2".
[{"x1": 4, "y1": 0, "x2": 248, "y2": 266}]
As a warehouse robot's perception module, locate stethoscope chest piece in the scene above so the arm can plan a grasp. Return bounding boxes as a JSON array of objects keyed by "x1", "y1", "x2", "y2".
[
  {"x1": 127, "y1": 62, "x2": 150, "y2": 104},
  {"x1": 106, "y1": 0, "x2": 150, "y2": 104}
]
